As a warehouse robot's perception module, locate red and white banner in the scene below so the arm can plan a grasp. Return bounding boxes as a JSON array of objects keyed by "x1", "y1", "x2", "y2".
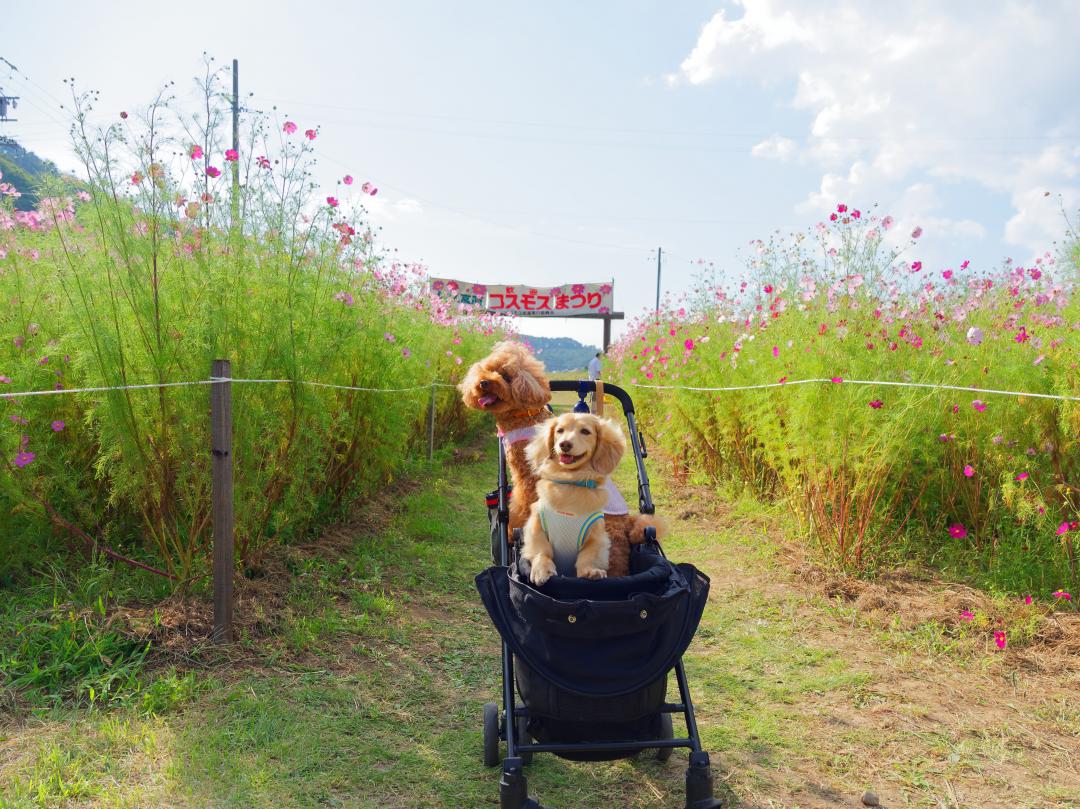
[
  {"x1": 430, "y1": 278, "x2": 487, "y2": 307},
  {"x1": 486, "y1": 282, "x2": 614, "y2": 317}
]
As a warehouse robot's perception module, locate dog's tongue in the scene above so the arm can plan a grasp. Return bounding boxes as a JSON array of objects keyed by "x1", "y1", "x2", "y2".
[
  {"x1": 478, "y1": 394, "x2": 498, "y2": 407},
  {"x1": 559, "y1": 453, "x2": 576, "y2": 465}
]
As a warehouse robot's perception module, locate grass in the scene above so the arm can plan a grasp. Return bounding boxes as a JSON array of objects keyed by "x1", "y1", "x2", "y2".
[{"x1": 2, "y1": 432, "x2": 1078, "y2": 808}]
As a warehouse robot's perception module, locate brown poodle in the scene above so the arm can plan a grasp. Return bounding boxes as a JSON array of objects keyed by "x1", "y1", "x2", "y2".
[
  {"x1": 521, "y1": 412, "x2": 626, "y2": 585},
  {"x1": 460, "y1": 341, "x2": 664, "y2": 577}
]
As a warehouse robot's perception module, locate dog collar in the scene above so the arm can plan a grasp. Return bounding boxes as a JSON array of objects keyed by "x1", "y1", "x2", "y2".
[
  {"x1": 541, "y1": 477, "x2": 601, "y2": 489},
  {"x1": 507, "y1": 406, "x2": 545, "y2": 420}
]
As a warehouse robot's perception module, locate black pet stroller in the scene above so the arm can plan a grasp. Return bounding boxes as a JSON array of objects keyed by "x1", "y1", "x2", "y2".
[{"x1": 475, "y1": 381, "x2": 723, "y2": 809}]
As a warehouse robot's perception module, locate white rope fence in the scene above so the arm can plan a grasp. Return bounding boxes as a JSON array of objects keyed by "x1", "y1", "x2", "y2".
[
  {"x1": 0, "y1": 377, "x2": 461, "y2": 399},
  {"x1": 622, "y1": 377, "x2": 1080, "y2": 402},
  {"x1": 1, "y1": 375, "x2": 1076, "y2": 401}
]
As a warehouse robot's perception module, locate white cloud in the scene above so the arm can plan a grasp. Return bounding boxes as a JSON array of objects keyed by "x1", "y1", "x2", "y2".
[
  {"x1": 675, "y1": 0, "x2": 1080, "y2": 253},
  {"x1": 394, "y1": 198, "x2": 423, "y2": 215},
  {"x1": 751, "y1": 134, "x2": 798, "y2": 161}
]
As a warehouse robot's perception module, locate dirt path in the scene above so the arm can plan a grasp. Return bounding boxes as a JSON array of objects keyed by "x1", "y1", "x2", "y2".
[
  {"x1": 2, "y1": 441, "x2": 1077, "y2": 809},
  {"x1": 658, "y1": 472, "x2": 1080, "y2": 809}
]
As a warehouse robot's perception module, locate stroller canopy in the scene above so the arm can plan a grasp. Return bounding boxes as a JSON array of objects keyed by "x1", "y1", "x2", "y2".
[{"x1": 475, "y1": 550, "x2": 710, "y2": 698}]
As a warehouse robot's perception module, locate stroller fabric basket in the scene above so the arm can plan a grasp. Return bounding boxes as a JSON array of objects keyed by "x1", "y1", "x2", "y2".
[{"x1": 475, "y1": 547, "x2": 710, "y2": 700}]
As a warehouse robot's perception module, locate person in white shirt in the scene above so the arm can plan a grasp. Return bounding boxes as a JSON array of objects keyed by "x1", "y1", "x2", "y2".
[{"x1": 587, "y1": 352, "x2": 602, "y2": 411}]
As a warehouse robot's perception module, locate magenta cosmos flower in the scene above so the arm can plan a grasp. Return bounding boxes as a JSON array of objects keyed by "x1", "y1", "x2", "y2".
[
  {"x1": 343, "y1": 175, "x2": 353, "y2": 185},
  {"x1": 206, "y1": 166, "x2": 221, "y2": 178},
  {"x1": 190, "y1": 144, "x2": 203, "y2": 159},
  {"x1": 283, "y1": 121, "x2": 297, "y2": 134},
  {"x1": 51, "y1": 420, "x2": 65, "y2": 431},
  {"x1": 224, "y1": 149, "x2": 238, "y2": 162},
  {"x1": 13, "y1": 450, "x2": 35, "y2": 468},
  {"x1": 963, "y1": 465, "x2": 975, "y2": 477},
  {"x1": 972, "y1": 400, "x2": 987, "y2": 412},
  {"x1": 1053, "y1": 590, "x2": 1072, "y2": 601},
  {"x1": 994, "y1": 631, "x2": 1007, "y2": 650},
  {"x1": 948, "y1": 523, "x2": 968, "y2": 539},
  {"x1": 868, "y1": 400, "x2": 883, "y2": 409},
  {"x1": 326, "y1": 196, "x2": 339, "y2": 208},
  {"x1": 305, "y1": 129, "x2": 317, "y2": 140}
]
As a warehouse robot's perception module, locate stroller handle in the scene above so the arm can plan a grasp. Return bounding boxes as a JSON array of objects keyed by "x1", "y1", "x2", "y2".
[{"x1": 548, "y1": 380, "x2": 635, "y2": 414}]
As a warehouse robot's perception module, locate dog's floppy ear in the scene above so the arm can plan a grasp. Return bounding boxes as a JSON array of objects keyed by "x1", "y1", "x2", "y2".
[
  {"x1": 511, "y1": 366, "x2": 547, "y2": 408},
  {"x1": 526, "y1": 417, "x2": 558, "y2": 472},
  {"x1": 589, "y1": 417, "x2": 627, "y2": 477}
]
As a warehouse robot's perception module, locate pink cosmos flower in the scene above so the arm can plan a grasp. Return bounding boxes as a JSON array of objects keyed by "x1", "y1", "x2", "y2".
[
  {"x1": 76, "y1": 190, "x2": 91, "y2": 202},
  {"x1": 868, "y1": 400, "x2": 883, "y2": 409},
  {"x1": 51, "y1": 420, "x2": 65, "y2": 431},
  {"x1": 402, "y1": 348, "x2": 412, "y2": 358},
  {"x1": 283, "y1": 121, "x2": 297, "y2": 134},
  {"x1": 190, "y1": 145, "x2": 203, "y2": 159},
  {"x1": 949, "y1": 523, "x2": 968, "y2": 539},
  {"x1": 966, "y1": 327, "x2": 983, "y2": 345},
  {"x1": 206, "y1": 166, "x2": 221, "y2": 178},
  {"x1": 959, "y1": 610, "x2": 974, "y2": 622},
  {"x1": 343, "y1": 175, "x2": 354, "y2": 185},
  {"x1": 772, "y1": 346, "x2": 779, "y2": 358},
  {"x1": 327, "y1": 196, "x2": 339, "y2": 208},
  {"x1": 224, "y1": 149, "x2": 238, "y2": 162},
  {"x1": 1014, "y1": 327, "x2": 1029, "y2": 343},
  {"x1": 0, "y1": 375, "x2": 10, "y2": 384},
  {"x1": 257, "y1": 155, "x2": 271, "y2": 169},
  {"x1": 13, "y1": 450, "x2": 35, "y2": 468},
  {"x1": 912, "y1": 226, "x2": 923, "y2": 239},
  {"x1": 1024, "y1": 595, "x2": 1033, "y2": 605},
  {"x1": 305, "y1": 129, "x2": 317, "y2": 140},
  {"x1": 942, "y1": 270, "x2": 953, "y2": 280},
  {"x1": 964, "y1": 465, "x2": 975, "y2": 478},
  {"x1": 994, "y1": 631, "x2": 1007, "y2": 650},
  {"x1": 972, "y1": 400, "x2": 987, "y2": 412},
  {"x1": 684, "y1": 338, "x2": 694, "y2": 351},
  {"x1": 131, "y1": 171, "x2": 144, "y2": 185},
  {"x1": 384, "y1": 332, "x2": 396, "y2": 343},
  {"x1": 1053, "y1": 590, "x2": 1072, "y2": 601},
  {"x1": 881, "y1": 215, "x2": 894, "y2": 230},
  {"x1": 1015, "y1": 472, "x2": 1029, "y2": 481}
]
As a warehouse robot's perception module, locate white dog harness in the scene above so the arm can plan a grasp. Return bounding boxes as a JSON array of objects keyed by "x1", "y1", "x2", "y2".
[
  {"x1": 499, "y1": 424, "x2": 630, "y2": 515},
  {"x1": 539, "y1": 504, "x2": 605, "y2": 576}
]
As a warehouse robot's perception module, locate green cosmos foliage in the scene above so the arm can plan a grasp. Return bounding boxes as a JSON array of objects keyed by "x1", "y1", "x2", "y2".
[
  {"x1": 612, "y1": 206, "x2": 1079, "y2": 594},
  {"x1": 0, "y1": 61, "x2": 505, "y2": 584}
]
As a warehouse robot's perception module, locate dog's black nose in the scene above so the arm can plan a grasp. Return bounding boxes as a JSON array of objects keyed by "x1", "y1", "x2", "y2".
[
  {"x1": 479, "y1": 379, "x2": 490, "y2": 391},
  {"x1": 559, "y1": 441, "x2": 573, "y2": 452}
]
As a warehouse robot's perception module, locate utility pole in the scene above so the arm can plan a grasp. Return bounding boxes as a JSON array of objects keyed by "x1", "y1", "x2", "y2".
[
  {"x1": 654, "y1": 246, "x2": 662, "y2": 318},
  {"x1": 230, "y1": 58, "x2": 240, "y2": 232}
]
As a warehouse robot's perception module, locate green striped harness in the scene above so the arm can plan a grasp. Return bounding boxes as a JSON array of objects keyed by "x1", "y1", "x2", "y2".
[{"x1": 538, "y1": 479, "x2": 605, "y2": 576}]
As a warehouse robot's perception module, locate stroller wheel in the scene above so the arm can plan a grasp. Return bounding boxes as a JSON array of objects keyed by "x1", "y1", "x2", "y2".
[
  {"x1": 514, "y1": 716, "x2": 534, "y2": 766},
  {"x1": 655, "y1": 712, "x2": 674, "y2": 762},
  {"x1": 482, "y1": 702, "x2": 500, "y2": 767}
]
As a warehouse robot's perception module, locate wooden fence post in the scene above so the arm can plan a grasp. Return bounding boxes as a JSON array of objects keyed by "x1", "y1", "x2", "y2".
[{"x1": 211, "y1": 359, "x2": 234, "y2": 643}]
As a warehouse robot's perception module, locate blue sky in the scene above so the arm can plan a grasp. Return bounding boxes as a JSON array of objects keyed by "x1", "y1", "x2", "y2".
[{"x1": 3, "y1": 1, "x2": 1078, "y2": 347}]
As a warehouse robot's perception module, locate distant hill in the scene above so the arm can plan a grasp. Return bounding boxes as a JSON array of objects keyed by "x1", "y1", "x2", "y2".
[
  {"x1": 0, "y1": 138, "x2": 62, "y2": 210},
  {"x1": 521, "y1": 335, "x2": 600, "y2": 373}
]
